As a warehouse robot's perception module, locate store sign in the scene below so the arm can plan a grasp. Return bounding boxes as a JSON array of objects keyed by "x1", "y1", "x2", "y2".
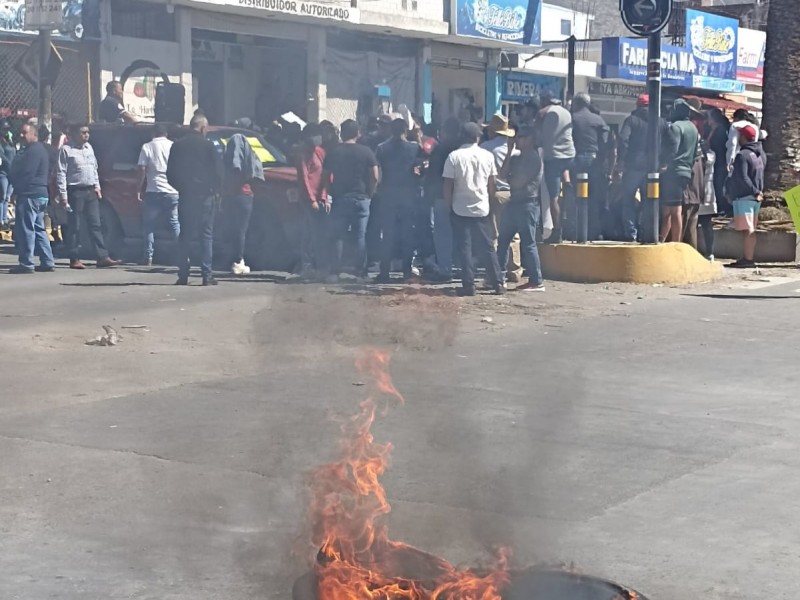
[
  {"x1": 197, "y1": 0, "x2": 360, "y2": 23},
  {"x1": 453, "y1": 0, "x2": 542, "y2": 45},
  {"x1": 686, "y1": 9, "x2": 738, "y2": 81},
  {"x1": 588, "y1": 81, "x2": 644, "y2": 100},
  {"x1": 501, "y1": 72, "x2": 562, "y2": 102},
  {"x1": 601, "y1": 37, "x2": 745, "y2": 93},
  {"x1": 737, "y1": 27, "x2": 765, "y2": 86},
  {"x1": 0, "y1": 0, "x2": 84, "y2": 38}
]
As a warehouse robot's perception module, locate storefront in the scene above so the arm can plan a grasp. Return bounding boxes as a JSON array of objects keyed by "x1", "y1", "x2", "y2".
[
  {"x1": 430, "y1": 42, "x2": 489, "y2": 125},
  {"x1": 586, "y1": 81, "x2": 645, "y2": 127}
]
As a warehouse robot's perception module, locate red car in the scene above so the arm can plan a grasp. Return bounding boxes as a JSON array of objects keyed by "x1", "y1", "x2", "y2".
[{"x1": 87, "y1": 123, "x2": 302, "y2": 270}]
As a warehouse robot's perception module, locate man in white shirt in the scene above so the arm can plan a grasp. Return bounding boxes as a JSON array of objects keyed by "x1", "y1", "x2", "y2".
[
  {"x1": 137, "y1": 123, "x2": 180, "y2": 266},
  {"x1": 443, "y1": 122, "x2": 504, "y2": 297}
]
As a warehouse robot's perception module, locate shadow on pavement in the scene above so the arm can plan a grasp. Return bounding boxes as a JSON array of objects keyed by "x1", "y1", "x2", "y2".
[
  {"x1": 683, "y1": 293, "x2": 799, "y2": 300},
  {"x1": 60, "y1": 282, "x2": 176, "y2": 287}
]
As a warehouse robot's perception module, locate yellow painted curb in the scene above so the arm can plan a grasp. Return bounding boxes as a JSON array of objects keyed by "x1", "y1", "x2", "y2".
[{"x1": 539, "y1": 242, "x2": 723, "y2": 284}]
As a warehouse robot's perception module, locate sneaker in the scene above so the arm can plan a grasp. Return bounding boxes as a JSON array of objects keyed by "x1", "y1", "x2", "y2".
[
  {"x1": 729, "y1": 259, "x2": 756, "y2": 269},
  {"x1": 518, "y1": 283, "x2": 546, "y2": 292},
  {"x1": 34, "y1": 264, "x2": 55, "y2": 272},
  {"x1": 70, "y1": 259, "x2": 85, "y2": 270},
  {"x1": 202, "y1": 276, "x2": 219, "y2": 286},
  {"x1": 175, "y1": 276, "x2": 189, "y2": 285},
  {"x1": 231, "y1": 260, "x2": 250, "y2": 275},
  {"x1": 456, "y1": 287, "x2": 476, "y2": 297},
  {"x1": 493, "y1": 283, "x2": 507, "y2": 295},
  {"x1": 96, "y1": 257, "x2": 121, "y2": 268},
  {"x1": 10, "y1": 265, "x2": 34, "y2": 274}
]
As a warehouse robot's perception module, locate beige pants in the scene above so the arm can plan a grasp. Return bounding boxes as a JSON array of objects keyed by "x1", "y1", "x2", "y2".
[{"x1": 491, "y1": 191, "x2": 523, "y2": 280}]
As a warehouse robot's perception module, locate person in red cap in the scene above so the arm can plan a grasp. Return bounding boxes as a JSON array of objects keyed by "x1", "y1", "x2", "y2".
[{"x1": 728, "y1": 123, "x2": 766, "y2": 268}]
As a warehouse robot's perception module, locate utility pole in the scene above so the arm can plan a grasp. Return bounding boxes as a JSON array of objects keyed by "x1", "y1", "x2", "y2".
[
  {"x1": 38, "y1": 28, "x2": 52, "y2": 141},
  {"x1": 566, "y1": 35, "x2": 576, "y2": 104}
]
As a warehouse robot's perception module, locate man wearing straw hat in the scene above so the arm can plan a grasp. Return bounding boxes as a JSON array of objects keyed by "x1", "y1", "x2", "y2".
[{"x1": 480, "y1": 114, "x2": 523, "y2": 282}]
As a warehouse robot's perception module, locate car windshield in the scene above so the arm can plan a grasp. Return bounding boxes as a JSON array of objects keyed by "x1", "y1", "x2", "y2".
[{"x1": 207, "y1": 129, "x2": 287, "y2": 166}]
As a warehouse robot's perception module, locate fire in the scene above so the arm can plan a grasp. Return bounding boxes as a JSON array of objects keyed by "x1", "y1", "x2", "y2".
[{"x1": 305, "y1": 348, "x2": 511, "y2": 600}]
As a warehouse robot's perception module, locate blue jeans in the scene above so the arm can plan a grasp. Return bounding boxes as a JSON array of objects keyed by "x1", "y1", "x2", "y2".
[
  {"x1": 620, "y1": 168, "x2": 647, "y2": 241},
  {"x1": 177, "y1": 194, "x2": 216, "y2": 279},
  {"x1": 15, "y1": 195, "x2": 54, "y2": 270},
  {"x1": 329, "y1": 193, "x2": 370, "y2": 276},
  {"x1": 433, "y1": 197, "x2": 454, "y2": 276},
  {"x1": 0, "y1": 173, "x2": 9, "y2": 223},
  {"x1": 543, "y1": 157, "x2": 573, "y2": 232},
  {"x1": 142, "y1": 192, "x2": 180, "y2": 260},
  {"x1": 497, "y1": 200, "x2": 543, "y2": 285}
]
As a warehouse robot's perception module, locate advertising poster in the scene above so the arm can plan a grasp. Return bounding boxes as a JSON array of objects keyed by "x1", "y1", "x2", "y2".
[
  {"x1": 454, "y1": 0, "x2": 542, "y2": 46},
  {"x1": 737, "y1": 27, "x2": 766, "y2": 86},
  {"x1": 686, "y1": 8, "x2": 738, "y2": 80},
  {"x1": 2, "y1": 0, "x2": 85, "y2": 40}
]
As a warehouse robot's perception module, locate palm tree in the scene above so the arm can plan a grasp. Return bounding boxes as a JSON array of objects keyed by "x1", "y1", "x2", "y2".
[{"x1": 762, "y1": 0, "x2": 800, "y2": 192}]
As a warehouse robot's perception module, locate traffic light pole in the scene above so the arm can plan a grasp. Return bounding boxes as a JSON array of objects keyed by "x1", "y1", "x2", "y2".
[{"x1": 644, "y1": 31, "x2": 662, "y2": 244}]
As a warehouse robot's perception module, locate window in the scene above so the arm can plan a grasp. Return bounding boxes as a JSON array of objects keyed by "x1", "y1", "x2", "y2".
[
  {"x1": 560, "y1": 19, "x2": 572, "y2": 36},
  {"x1": 111, "y1": 0, "x2": 176, "y2": 42}
]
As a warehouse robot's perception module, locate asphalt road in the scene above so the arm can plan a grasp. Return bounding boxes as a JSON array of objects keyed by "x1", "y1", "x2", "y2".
[{"x1": 1, "y1": 247, "x2": 800, "y2": 600}]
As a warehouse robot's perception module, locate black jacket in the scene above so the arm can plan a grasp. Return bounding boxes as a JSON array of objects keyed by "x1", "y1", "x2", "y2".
[
  {"x1": 10, "y1": 142, "x2": 49, "y2": 198},
  {"x1": 618, "y1": 107, "x2": 668, "y2": 171},
  {"x1": 167, "y1": 132, "x2": 222, "y2": 197},
  {"x1": 571, "y1": 107, "x2": 609, "y2": 156},
  {"x1": 727, "y1": 142, "x2": 765, "y2": 200}
]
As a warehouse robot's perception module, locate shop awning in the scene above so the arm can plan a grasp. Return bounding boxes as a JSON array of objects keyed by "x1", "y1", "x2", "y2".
[{"x1": 681, "y1": 95, "x2": 759, "y2": 113}]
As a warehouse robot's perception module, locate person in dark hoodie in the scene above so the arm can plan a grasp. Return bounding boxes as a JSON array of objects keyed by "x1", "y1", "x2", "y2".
[
  {"x1": 617, "y1": 94, "x2": 668, "y2": 241},
  {"x1": 728, "y1": 123, "x2": 766, "y2": 268},
  {"x1": 167, "y1": 114, "x2": 223, "y2": 286},
  {"x1": 660, "y1": 99, "x2": 699, "y2": 243},
  {"x1": 222, "y1": 132, "x2": 264, "y2": 275},
  {"x1": 9, "y1": 123, "x2": 54, "y2": 273},
  {"x1": 0, "y1": 120, "x2": 15, "y2": 230}
]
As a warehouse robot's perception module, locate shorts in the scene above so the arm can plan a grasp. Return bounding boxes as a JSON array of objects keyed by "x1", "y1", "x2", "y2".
[
  {"x1": 733, "y1": 196, "x2": 761, "y2": 233},
  {"x1": 661, "y1": 173, "x2": 691, "y2": 207}
]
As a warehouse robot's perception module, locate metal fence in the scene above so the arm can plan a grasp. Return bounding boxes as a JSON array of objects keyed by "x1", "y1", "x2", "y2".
[{"x1": 0, "y1": 39, "x2": 90, "y2": 127}]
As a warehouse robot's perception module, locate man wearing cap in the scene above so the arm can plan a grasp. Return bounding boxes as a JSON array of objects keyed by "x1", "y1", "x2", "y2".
[
  {"x1": 535, "y1": 90, "x2": 575, "y2": 244},
  {"x1": 480, "y1": 114, "x2": 522, "y2": 282},
  {"x1": 728, "y1": 122, "x2": 765, "y2": 268},
  {"x1": 570, "y1": 93, "x2": 609, "y2": 240},
  {"x1": 442, "y1": 122, "x2": 503, "y2": 296},
  {"x1": 617, "y1": 94, "x2": 667, "y2": 241},
  {"x1": 660, "y1": 99, "x2": 700, "y2": 243},
  {"x1": 497, "y1": 125, "x2": 545, "y2": 292}
]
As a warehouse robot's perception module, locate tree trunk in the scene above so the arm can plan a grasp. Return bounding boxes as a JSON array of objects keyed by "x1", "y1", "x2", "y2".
[{"x1": 762, "y1": 0, "x2": 800, "y2": 192}]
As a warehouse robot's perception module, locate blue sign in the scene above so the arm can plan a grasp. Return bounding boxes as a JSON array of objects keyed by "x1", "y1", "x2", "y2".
[
  {"x1": 501, "y1": 72, "x2": 562, "y2": 102},
  {"x1": 686, "y1": 9, "x2": 738, "y2": 81},
  {"x1": 601, "y1": 37, "x2": 745, "y2": 93},
  {"x1": 454, "y1": 0, "x2": 542, "y2": 46}
]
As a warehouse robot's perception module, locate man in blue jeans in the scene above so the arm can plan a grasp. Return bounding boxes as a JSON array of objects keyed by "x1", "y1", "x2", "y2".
[
  {"x1": 167, "y1": 115, "x2": 222, "y2": 286},
  {"x1": 9, "y1": 123, "x2": 54, "y2": 274},
  {"x1": 137, "y1": 123, "x2": 180, "y2": 266},
  {"x1": 375, "y1": 118, "x2": 420, "y2": 283},
  {"x1": 322, "y1": 119, "x2": 379, "y2": 282},
  {"x1": 496, "y1": 125, "x2": 545, "y2": 292}
]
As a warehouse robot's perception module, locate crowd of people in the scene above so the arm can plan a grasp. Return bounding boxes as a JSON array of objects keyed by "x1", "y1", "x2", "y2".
[{"x1": 6, "y1": 86, "x2": 768, "y2": 287}]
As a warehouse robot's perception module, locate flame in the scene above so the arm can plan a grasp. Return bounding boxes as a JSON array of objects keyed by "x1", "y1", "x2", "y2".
[{"x1": 306, "y1": 348, "x2": 511, "y2": 600}]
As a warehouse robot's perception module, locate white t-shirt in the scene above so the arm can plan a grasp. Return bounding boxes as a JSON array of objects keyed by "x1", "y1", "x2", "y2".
[
  {"x1": 138, "y1": 137, "x2": 177, "y2": 194},
  {"x1": 442, "y1": 143, "x2": 497, "y2": 217}
]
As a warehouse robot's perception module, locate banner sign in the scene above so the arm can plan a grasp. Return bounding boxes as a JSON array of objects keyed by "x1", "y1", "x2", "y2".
[
  {"x1": 501, "y1": 72, "x2": 562, "y2": 102},
  {"x1": 24, "y1": 0, "x2": 63, "y2": 30},
  {"x1": 0, "y1": 0, "x2": 85, "y2": 39},
  {"x1": 196, "y1": 0, "x2": 360, "y2": 23},
  {"x1": 737, "y1": 27, "x2": 765, "y2": 86},
  {"x1": 588, "y1": 81, "x2": 645, "y2": 100},
  {"x1": 454, "y1": 0, "x2": 542, "y2": 45},
  {"x1": 686, "y1": 9, "x2": 738, "y2": 80},
  {"x1": 601, "y1": 37, "x2": 745, "y2": 93}
]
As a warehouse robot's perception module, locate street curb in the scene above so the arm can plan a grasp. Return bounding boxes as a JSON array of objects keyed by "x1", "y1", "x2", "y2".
[{"x1": 539, "y1": 242, "x2": 723, "y2": 284}]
